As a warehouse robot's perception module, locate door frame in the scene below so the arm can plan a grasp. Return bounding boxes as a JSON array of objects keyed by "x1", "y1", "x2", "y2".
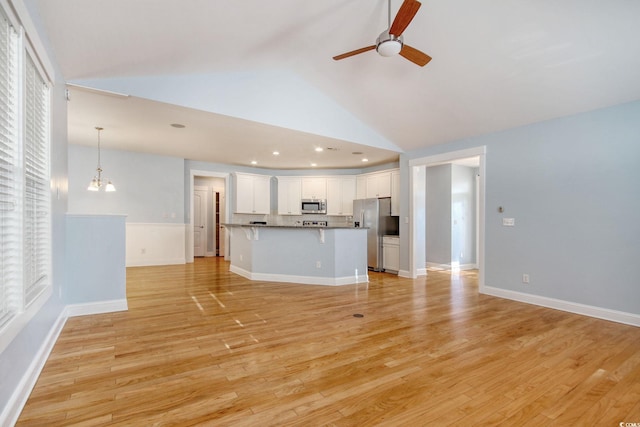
[
  {"x1": 188, "y1": 170, "x2": 230, "y2": 263},
  {"x1": 193, "y1": 185, "x2": 208, "y2": 257},
  {"x1": 408, "y1": 146, "x2": 486, "y2": 291}
]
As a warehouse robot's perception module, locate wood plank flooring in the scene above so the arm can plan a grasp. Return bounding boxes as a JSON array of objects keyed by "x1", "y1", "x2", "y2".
[{"x1": 17, "y1": 257, "x2": 640, "y2": 426}]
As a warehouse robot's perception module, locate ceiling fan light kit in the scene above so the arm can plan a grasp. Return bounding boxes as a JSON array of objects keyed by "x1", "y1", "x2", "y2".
[
  {"x1": 333, "y1": 0, "x2": 431, "y2": 67},
  {"x1": 376, "y1": 31, "x2": 403, "y2": 57}
]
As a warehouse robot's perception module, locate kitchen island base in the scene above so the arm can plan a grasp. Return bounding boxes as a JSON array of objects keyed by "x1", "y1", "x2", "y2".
[{"x1": 225, "y1": 225, "x2": 368, "y2": 286}]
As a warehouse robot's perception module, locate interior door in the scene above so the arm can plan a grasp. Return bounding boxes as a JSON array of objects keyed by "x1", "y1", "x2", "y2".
[{"x1": 193, "y1": 187, "x2": 207, "y2": 257}]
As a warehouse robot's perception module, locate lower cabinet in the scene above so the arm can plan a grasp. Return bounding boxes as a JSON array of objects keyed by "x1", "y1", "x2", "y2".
[{"x1": 382, "y1": 235, "x2": 400, "y2": 273}]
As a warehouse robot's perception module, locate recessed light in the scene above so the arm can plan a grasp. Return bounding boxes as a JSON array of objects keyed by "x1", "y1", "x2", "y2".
[
  {"x1": 272, "y1": 151, "x2": 280, "y2": 156},
  {"x1": 362, "y1": 158, "x2": 369, "y2": 162},
  {"x1": 315, "y1": 147, "x2": 323, "y2": 152},
  {"x1": 170, "y1": 123, "x2": 186, "y2": 128},
  {"x1": 311, "y1": 163, "x2": 317, "y2": 167},
  {"x1": 251, "y1": 160, "x2": 257, "y2": 165}
]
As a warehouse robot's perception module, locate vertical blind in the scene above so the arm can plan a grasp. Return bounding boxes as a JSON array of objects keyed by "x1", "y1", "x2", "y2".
[
  {"x1": 0, "y1": 7, "x2": 20, "y2": 329},
  {"x1": 23, "y1": 53, "x2": 50, "y2": 305},
  {"x1": 0, "y1": 3, "x2": 51, "y2": 332}
]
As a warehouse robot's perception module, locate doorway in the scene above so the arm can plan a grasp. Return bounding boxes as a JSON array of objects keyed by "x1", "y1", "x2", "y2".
[
  {"x1": 409, "y1": 146, "x2": 486, "y2": 290},
  {"x1": 193, "y1": 185, "x2": 208, "y2": 257},
  {"x1": 426, "y1": 158, "x2": 479, "y2": 271},
  {"x1": 188, "y1": 170, "x2": 230, "y2": 263},
  {"x1": 193, "y1": 178, "x2": 226, "y2": 258}
]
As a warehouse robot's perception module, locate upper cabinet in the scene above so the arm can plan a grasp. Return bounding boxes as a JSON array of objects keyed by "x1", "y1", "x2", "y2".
[
  {"x1": 366, "y1": 172, "x2": 391, "y2": 198},
  {"x1": 357, "y1": 170, "x2": 396, "y2": 199},
  {"x1": 356, "y1": 175, "x2": 367, "y2": 199},
  {"x1": 234, "y1": 172, "x2": 271, "y2": 214},
  {"x1": 391, "y1": 169, "x2": 400, "y2": 216},
  {"x1": 301, "y1": 177, "x2": 327, "y2": 200},
  {"x1": 326, "y1": 176, "x2": 356, "y2": 216},
  {"x1": 276, "y1": 177, "x2": 302, "y2": 215}
]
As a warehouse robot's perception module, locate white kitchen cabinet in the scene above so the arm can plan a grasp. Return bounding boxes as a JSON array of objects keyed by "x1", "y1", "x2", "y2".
[
  {"x1": 382, "y1": 235, "x2": 400, "y2": 273},
  {"x1": 234, "y1": 172, "x2": 271, "y2": 214},
  {"x1": 391, "y1": 169, "x2": 400, "y2": 216},
  {"x1": 326, "y1": 176, "x2": 356, "y2": 216},
  {"x1": 366, "y1": 171, "x2": 392, "y2": 198},
  {"x1": 276, "y1": 177, "x2": 302, "y2": 215},
  {"x1": 301, "y1": 177, "x2": 327, "y2": 199},
  {"x1": 356, "y1": 175, "x2": 367, "y2": 200}
]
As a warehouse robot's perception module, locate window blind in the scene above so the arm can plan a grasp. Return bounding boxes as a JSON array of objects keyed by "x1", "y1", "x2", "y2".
[
  {"x1": 23, "y1": 53, "x2": 50, "y2": 306},
  {"x1": 0, "y1": 7, "x2": 20, "y2": 328}
]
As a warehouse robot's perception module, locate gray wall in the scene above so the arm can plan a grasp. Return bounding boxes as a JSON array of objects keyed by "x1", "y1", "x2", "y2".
[
  {"x1": 425, "y1": 164, "x2": 452, "y2": 265},
  {"x1": 401, "y1": 100, "x2": 640, "y2": 315},
  {"x1": 68, "y1": 145, "x2": 185, "y2": 223},
  {"x1": 0, "y1": 5, "x2": 68, "y2": 418}
]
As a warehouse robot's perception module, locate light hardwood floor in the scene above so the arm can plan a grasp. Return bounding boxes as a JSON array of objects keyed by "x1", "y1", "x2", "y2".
[{"x1": 17, "y1": 257, "x2": 640, "y2": 426}]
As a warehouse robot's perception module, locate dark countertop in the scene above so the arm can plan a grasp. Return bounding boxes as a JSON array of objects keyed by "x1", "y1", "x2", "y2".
[{"x1": 222, "y1": 223, "x2": 367, "y2": 230}]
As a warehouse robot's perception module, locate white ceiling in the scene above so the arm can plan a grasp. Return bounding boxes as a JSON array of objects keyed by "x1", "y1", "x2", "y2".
[{"x1": 33, "y1": 0, "x2": 640, "y2": 169}]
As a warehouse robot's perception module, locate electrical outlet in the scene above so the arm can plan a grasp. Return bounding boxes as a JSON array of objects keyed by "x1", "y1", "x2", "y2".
[
  {"x1": 140, "y1": 248, "x2": 146, "y2": 254},
  {"x1": 316, "y1": 261, "x2": 321, "y2": 268},
  {"x1": 522, "y1": 274, "x2": 530, "y2": 284}
]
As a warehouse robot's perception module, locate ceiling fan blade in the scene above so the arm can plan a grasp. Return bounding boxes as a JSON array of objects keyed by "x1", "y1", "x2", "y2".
[
  {"x1": 400, "y1": 44, "x2": 432, "y2": 67},
  {"x1": 333, "y1": 45, "x2": 376, "y2": 61},
  {"x1": 389, "y1": 0, "x2": 422, "y2": 37}
]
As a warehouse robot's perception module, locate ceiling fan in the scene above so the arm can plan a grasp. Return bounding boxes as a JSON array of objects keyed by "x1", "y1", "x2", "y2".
[{"x1": 333, "y1": 0, "x2": 431, "y2": 67}]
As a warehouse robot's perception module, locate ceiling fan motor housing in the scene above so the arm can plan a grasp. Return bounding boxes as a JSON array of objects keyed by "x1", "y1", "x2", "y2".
[{"x1": 376, "y1": 30, "x2": 404, "y2": 57}]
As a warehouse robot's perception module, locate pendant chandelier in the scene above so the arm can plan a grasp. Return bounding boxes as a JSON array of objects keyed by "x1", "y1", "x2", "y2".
[{"x1": 87, "y1": 126, "x2": 116, "y2": 192}]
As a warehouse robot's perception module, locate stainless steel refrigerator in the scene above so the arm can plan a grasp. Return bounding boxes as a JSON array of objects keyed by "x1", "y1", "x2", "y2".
[{"x1": 353, "y1": 198, "x2": 399, "y2": 271}]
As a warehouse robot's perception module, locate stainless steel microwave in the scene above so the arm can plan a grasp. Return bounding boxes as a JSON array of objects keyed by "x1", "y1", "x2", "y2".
[{"x1": 301, "y1": 199, "x2": 326, "y2": 214}]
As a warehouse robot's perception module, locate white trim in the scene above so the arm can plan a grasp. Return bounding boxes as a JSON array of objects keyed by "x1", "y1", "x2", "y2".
[
  {"x1": 398, "y1": 270, "x2": 412, "y2": 278},
  {"x1": 1, "y1": 309, "x2": 66, "y2": 427},
  {"x1": 417, "y1": 268, "x2": 427, "y2": 277},
  {"x1": 229, "y1": 265, "x2": 369, "y2": 286},
  {"x1": 0, "y1": 287, "x2": 52, "y2": 354},
  {"x1": 64, "y1": 299, "x2": 128, "y2": 318},
  {"x1": 426, "y1": 262, "x2": 477, "y2": 271},
  {"x1": 482, "y1": 286, "x2": 640, "y2": 327},
  {"x1": 126, "y1": 257, "x2": 186, "y2": 267}
]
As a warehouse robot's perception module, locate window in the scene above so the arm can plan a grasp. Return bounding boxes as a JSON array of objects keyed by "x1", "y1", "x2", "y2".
[
  {"x1": 0, "y1": 3, "x2": 51, "y2": 347},
  {"x1": 0, "y1": 5, "x2": 20, "y2": 330}
]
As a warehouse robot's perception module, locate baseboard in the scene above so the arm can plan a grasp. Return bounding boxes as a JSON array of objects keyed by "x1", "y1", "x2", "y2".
[
  {"x1": 65, "y1": 299, "x2": 128, "y2": 317},
  {"x1": 398, "y1": 270, "x2": 413, "y2": 278},
  {"x1": 1, "y1": 310, "x2": 67, "y2": 427},
  {"x1": 230, "y1": 265, "x2": 369, "y2": 286},
  {"x1": 417, "y1": 268, "x2": 427, "y2": 276},
  {"x1": 482, "y1": 286, "x2": 640, "y2": 327},
  {"x1": 426, "y1": 262, "x2": 450, "y2": 270},
  {"x1": 426, "y1": 262, "x2": 477, "y2": 271},
  {"x1": 126, "y1": 257, "x2": 186, "y2": 267}
]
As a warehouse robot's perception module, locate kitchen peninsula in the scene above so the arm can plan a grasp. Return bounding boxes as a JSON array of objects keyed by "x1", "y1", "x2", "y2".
[{"x1": 223, "y1": 224, "x2": 368, "y2": 286}]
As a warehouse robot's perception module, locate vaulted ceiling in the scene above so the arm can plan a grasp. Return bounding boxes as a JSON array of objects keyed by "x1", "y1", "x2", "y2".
[{"x1": 33, "y1": 0, "x2": 640, "y2": 169}]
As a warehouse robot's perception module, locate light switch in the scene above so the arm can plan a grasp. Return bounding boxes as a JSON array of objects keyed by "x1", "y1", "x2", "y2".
[{"x1": 502, "y1": 218, "x2": 515, "y2": 226}]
